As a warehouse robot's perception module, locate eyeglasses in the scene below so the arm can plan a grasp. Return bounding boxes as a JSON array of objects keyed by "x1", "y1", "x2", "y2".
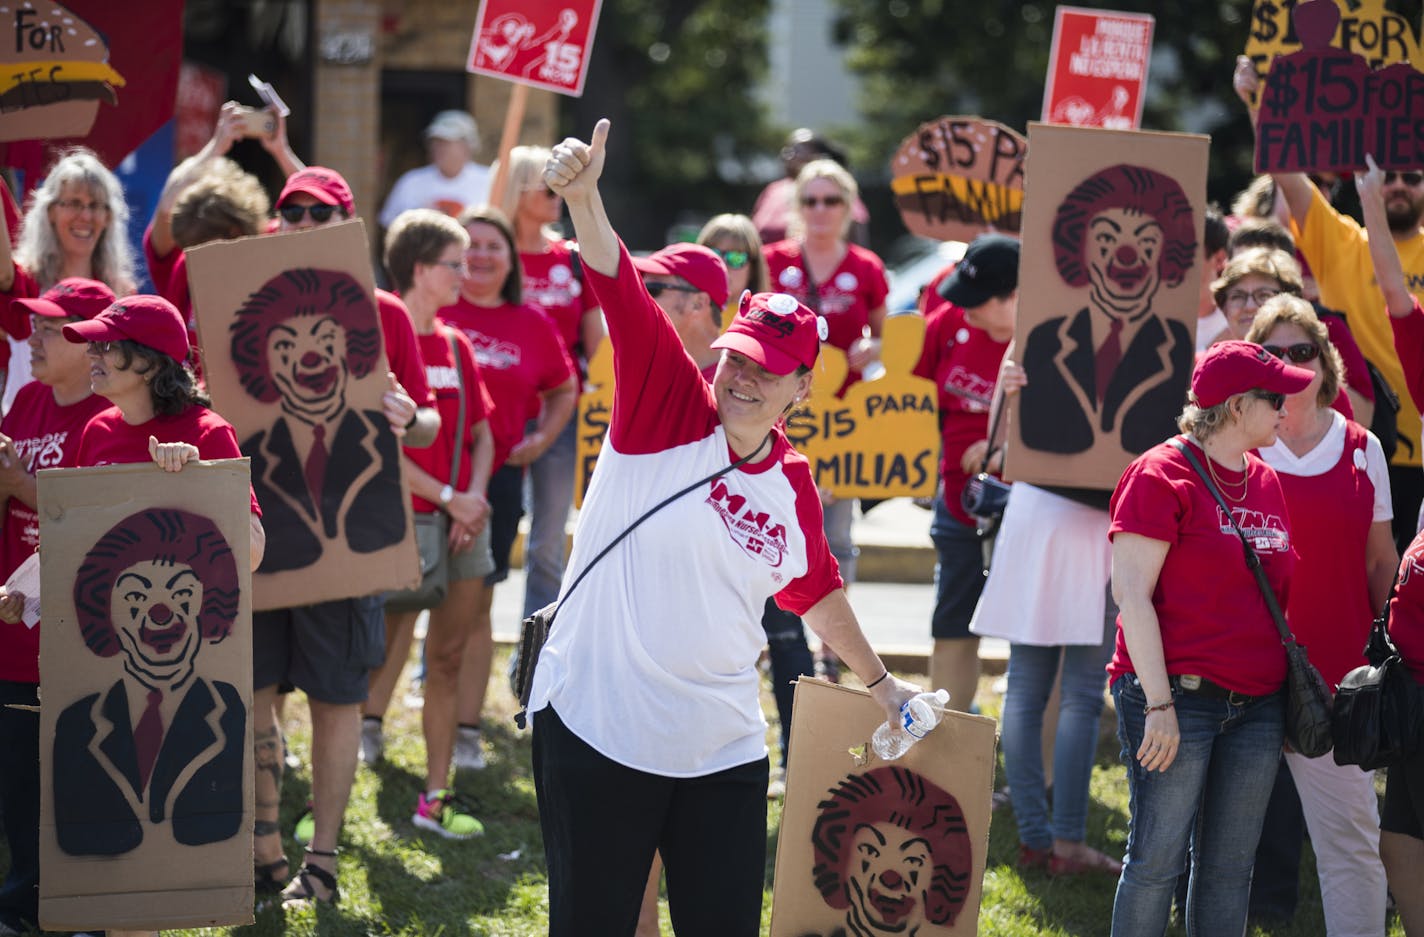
[
  {"x1": 1248, "y1": 390, "x2": 1287, "y2": 411},
  {"x1": 1224, "y1": 287, "x2": 1281, "y2": 308},
  {"x1": 278, "y1": 203, "x2": 340, "y2": 224},
  {"x1": 799, "y1": 195, "x2": 845, "y2": 209},
  {"x1": 433, "y1": 260, "x2": 468, "y2": 273},
  {"x1": 86, "y1": 340, "x2": 118, "y2": 355},
  {"x1": 1262, "y1": 342, "x2": 1321, "y2": 364},
  {"x1": 54, "y1": 199, "x2": 109, "y2": 215},
  {"x1": 715, "y1": 249, "x2": 749, "y2": 270},
  {"x1": 1384, "y1": 172, "x2": 1424, "y2": 186},
  {"x1": 645, "y1": 282, "x2": 701, "y2": 299}
]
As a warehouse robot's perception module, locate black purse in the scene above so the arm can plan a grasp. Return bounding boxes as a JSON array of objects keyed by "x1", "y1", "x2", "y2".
[
  {"x1": 512, "y1": 436, "x2": 769, "y2": 728},
  {"x1": 1171, "y1": 439, "x2": 1334, "y2": 758},
  {"x1": 1331, "y1": 596, "x2": 1424, "y2": 770}
]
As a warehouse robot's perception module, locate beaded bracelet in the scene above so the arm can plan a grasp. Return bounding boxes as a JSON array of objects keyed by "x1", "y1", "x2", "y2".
[
  {"x1": 866, "y1": 670, "x2": 890, "y2": 689},
  {"x1": 1143, "y1": 699, "x2": 1175, "y2": 715}
]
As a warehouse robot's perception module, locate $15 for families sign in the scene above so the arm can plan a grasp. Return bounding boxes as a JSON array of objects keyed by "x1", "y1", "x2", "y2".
[{"x1": 466, "y1": 0, "x2": 603, "y2": 96}]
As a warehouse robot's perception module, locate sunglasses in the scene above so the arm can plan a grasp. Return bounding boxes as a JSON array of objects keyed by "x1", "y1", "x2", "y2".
[
  {"x1": 1384, "y1": 172, "x2": 1424, "y2": 186},
  {"x1": 1262, "y1": 342, "x2": 1321, "y2": 364},
  {"x1": 715, "y1": 249, "x2": 749, "y2": 270},
  {"x1": 645, "y1": 282, "x2": 701, "y2": 299},
  {"x1": 1249, "y1": 390, "x2": 1287, "y2": 411},
  {"x1": 278, "y1": 203, "x2": 340, "y2": 224},
  {"x1": 86, "y1": 340, "x2": 119, "y2": 355},
  {"x1": 800, "y1": 195, "x2": 845, "y2": 209},
  {"x1": 1224, "y1": 287, "x2": 1281, "y2": 308}
]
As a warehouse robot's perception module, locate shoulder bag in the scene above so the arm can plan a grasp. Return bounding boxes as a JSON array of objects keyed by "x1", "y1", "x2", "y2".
[
  {"x1": 386, "y1": 330, "x2": 465, "y2": 614},
  {"x1": 512, "y1": 434, "x2": 770, "y2": 728},
  {"x1": 960, "y1": 392, "x2": 1012, "y2": 573},
  {"x1": 1331, "y1": 589, "x2": 1423, "y2": 769},
  {"x1": 1171, "y1": 438, "x2": 1334, "y2": 758}
]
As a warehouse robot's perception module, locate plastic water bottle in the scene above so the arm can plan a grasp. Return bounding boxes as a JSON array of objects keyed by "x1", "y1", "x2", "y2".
[{"x1": 871, "y1": 689, "x2": 951, "y2": 761}]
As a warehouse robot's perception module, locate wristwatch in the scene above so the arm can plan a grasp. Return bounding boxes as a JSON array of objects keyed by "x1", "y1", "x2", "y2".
[{"x1": 439, "y1": 484, "x2": 455, "y2": 506}]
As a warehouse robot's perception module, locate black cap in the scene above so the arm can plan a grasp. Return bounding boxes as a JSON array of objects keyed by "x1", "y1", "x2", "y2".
[{"x1": 937, "y1": 234, "x2": 1021, "y2": 307}]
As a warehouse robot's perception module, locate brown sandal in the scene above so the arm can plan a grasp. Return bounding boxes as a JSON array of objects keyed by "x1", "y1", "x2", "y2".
[{"x1": 281, "y1": 847, "x2": 339, "y2": 907}]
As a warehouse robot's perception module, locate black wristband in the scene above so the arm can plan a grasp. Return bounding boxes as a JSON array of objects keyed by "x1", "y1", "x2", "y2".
[
  {"x1": 404, "y1": 408, "x2": 418, "y2": 430},
  {"x1": 866, "y1": 670, "x2": 890, "y2": 689}
]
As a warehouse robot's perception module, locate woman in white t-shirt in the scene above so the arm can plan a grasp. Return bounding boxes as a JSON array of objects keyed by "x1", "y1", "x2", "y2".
[{"x1": 530, "y1": 119, "x2": 919, "y2": 937}]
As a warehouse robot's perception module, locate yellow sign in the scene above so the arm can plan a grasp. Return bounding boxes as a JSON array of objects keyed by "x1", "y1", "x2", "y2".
[
  {"x1": 1243, "y1": 0, "x2": 1424, "y2": 106},
  {"x1": 785, "y1": 316, "x2": 939, "y2": 498},
  {"x1": 573, "y1": 341, "x2": 613, "y2": 509}
]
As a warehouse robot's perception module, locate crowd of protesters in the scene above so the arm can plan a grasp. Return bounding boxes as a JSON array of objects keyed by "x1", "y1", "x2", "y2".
[{"x1": 0, "y1": 43, "x2": 1422, "y2": 936}]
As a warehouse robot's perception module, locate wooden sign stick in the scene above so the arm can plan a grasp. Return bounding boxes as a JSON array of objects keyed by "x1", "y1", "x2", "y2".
[{"x1": 486, "y1": 82, "x2": 530, "y2": 208}]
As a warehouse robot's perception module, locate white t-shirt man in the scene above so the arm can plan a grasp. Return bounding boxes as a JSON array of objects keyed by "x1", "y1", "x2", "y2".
[{"x1": 378, "y1": 162, "x2": 491, "y2": 228}]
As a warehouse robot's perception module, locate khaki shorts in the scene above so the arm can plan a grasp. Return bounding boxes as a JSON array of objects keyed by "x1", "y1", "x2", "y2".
[{"x1": 449, "y1": 519, "x2": 496, "y2": 582}]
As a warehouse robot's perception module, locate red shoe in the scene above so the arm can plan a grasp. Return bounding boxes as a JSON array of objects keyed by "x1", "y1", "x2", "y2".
[
  {"x1": 1048, "y1": 848, "x2": 1123, "y2": 877},
  {"x1": 1017, "y1": 844, "x2": 1051, "y2": 870}
]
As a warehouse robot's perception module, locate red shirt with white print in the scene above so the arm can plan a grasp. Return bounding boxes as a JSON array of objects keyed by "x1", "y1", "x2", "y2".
[
  {"x1": 526, "y1": 240, "x2": 842, "y2": 777},
  {"x1": 913, "y1": 293, "x2": 1010, "y2": 527},
  {"x1": 763, "y1": 239, "x2": 889, "y2": 393},
  {"x1": 407, "y1": 324, "x2": 495, "y2": 513},
  {"x1": 1108, "y1": 436, "x2": 1295, "y2": 695},
  {"x1": 0, "y1": 382, "x2": 111, "y2": 683},
  {"x1": 437, "y1": 296, "x2": 574, "y2": 472},
  {"x1": 521, "y1": 238, "x2": 598, "y2": 361}
]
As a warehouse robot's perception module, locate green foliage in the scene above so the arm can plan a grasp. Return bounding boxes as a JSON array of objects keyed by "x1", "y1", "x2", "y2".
[
  {"x1": 565, "y1": 0, "x2": 781, "y2": 248},
  {"x1": 831, "y1": 0, "x2": 1260, "y2": 208}
]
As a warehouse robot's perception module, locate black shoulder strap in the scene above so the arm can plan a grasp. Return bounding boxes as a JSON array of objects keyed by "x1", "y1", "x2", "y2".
[{"x1": 1169, "y1": 437, "x2": 1295, "y2": 646}]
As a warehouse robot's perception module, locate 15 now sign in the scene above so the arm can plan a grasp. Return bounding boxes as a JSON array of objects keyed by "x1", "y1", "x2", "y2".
[{"x1": 466, "y1": 0, "x2": 603, "y2": 96}]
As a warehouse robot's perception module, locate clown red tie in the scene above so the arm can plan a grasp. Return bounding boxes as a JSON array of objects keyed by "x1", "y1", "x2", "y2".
[
  {"x1": 305, "y1": 423, "x2": 328, "y2": 508},
  {"x1": 1095, "y1": 318, "x2": 1124, "y2": 405},
  {"x1": 134, "y1": 688, "x2": 164, "y2": 790}
]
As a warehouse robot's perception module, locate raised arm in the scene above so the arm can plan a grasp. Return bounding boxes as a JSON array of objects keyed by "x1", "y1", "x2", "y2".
[
  {"x1": 149, "y1": 102, "x2": 246, "y2": 259},
  {"x1": 1358, "y1": 154, "x2": 1416, "y2": 319},
  {"x1": 545, "y1": 119, "x2": 616, "y2": 277},
  {"x1": 1234, "y1": 55, "x2": 1316, "y2": 230}
]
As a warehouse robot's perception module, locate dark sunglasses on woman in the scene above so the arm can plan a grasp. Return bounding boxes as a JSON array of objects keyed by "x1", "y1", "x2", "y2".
[
  {"x1": 278, "y1": 203, "x2": 340, "y2": 224},
  {"x1": 800, "y1": 195, "x2": 844, "y2": 209},
  {"x1": 1262, "y1": 342, "x2": 1321, "y2": 364},
  {"x1": 715, "y1": 249, "x2": 749, "y2": 270},
  {"x1": 1249, "y1": 390, "x2": 1287, "y2": 410}
]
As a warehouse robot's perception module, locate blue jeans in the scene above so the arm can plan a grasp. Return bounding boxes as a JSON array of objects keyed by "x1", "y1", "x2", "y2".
[
  {"x1": 930, "y1": 498, "x2": 988, "y2": 639},
  {"x1": 523, "y1": 417, "x2": 577, "y2": 617},
  {"x1": 1110, "y1": 673, "x2": 1284, "y2": 937},
  {"x1": 1000, "y1": 586, "x2": 1115, "y2": 850},
  {"x1": 823, "y1": 497, "x2": 857, "y2": 584}
]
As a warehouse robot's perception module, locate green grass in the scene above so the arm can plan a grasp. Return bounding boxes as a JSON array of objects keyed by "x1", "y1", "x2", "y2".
[{"x1": 9, "y1": 653, "x2": 1406, "y2": 935}]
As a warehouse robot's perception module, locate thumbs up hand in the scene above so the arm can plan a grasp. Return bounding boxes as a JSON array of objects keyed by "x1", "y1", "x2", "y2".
[{"x1": 545, "y1": 118, "x2": 610, "y2": 203}]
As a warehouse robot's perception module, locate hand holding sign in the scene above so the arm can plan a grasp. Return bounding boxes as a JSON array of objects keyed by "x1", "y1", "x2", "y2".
[{"x1": 546, "y1": 118, "x2": 610, "y2": 203}]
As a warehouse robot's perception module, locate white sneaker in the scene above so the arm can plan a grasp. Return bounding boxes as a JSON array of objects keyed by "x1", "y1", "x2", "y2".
[
  {"x1": 453, "y1": 727, "x2": 486, "y2": 770},
  {"x1": 360, "y1": 718, "x2": 384, "y2": 765}
]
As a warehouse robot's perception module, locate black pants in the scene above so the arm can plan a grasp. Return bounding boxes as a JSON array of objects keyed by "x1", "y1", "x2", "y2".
[
  {"x1": 762, "y1": 597, "x2": 814, "y2": 767},
  {"x1": 533, "y1": 705, "x2": 768, "y2": 937},
  {"x1": 0, "y1": 681, "x2": 39, "y2": 931}
]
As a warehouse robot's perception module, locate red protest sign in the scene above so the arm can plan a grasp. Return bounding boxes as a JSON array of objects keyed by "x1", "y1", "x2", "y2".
[
  {"x1": 466, "y1": 0, "x2": 603, "y2": 97},
  {"x1": 1042, "y1": 7, "x2": 1155, "y2": 130},
  {"x1": 1255, "y1": 0, "x2": 1424, "y2": 173}
]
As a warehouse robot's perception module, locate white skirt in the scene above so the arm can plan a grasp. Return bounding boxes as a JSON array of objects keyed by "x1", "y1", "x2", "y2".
[{"x1": 969, "y1": 482, "x2": 1113, "y2": 646}]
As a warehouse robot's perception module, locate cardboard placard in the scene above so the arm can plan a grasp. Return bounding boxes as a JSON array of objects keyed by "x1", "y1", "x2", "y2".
[
  {"x1": 466, "y1": 0, "x2": 603, "y2": 97},
  {"x1": 37, "y1": 461, "x2": 254, "y2": 931},
  {"x1": 1242, "y1": 0, "x2": 1424, "y2": 109},
  {"x1": 185, "y1": 221, "x2": 419, "y2": 611},
  {"x1": 890, "y1": 116, "x2": 1027, "y2": 242},
  {"x1": 1254, "y1": 0, "x2": 1424, "y2": 173},
  {"x1": 786, "y1": 317, "x2": 939, "y2": 498},
  {"x1": 0, "y1": 0, "x2": 127, "y2": 142},
  {"x1": 1042, "y1": 7, "x2": 1154, "y2": 130},
  {"x1": 770, "y1": 679, "x2": 997, "y2": 936},
  {"x1": 573, "y1": 339, "x2": 612, "y2": 509},
  {"x1": 1008, "y1": 123, "x2": 1206, "y2": 490}
]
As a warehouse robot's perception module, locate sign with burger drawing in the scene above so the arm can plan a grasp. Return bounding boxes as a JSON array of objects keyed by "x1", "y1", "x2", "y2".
[{"x1": 1, "y1": 0, "x2": 126, "y2": 142}]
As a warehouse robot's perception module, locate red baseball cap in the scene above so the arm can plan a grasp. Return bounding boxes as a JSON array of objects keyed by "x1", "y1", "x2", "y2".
[
  {"x1": 710, "y1": 291, "x2": 823, "y2": 375},
  {"x1": 1191, "y1": 340, "x2": 1314, "y2": 408},
  {"x1": 633, "y1": 243, "x2": 729, "y2": 309},
  {"x1": 11, "y1": 277, "x2": 117, "y2": 327},
  {"x1": 63, "y1": 295, "x2": 191, "y2": 363},
  {"x1": 277, "y1": 166, "x2": 355, "y2": 217}
]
